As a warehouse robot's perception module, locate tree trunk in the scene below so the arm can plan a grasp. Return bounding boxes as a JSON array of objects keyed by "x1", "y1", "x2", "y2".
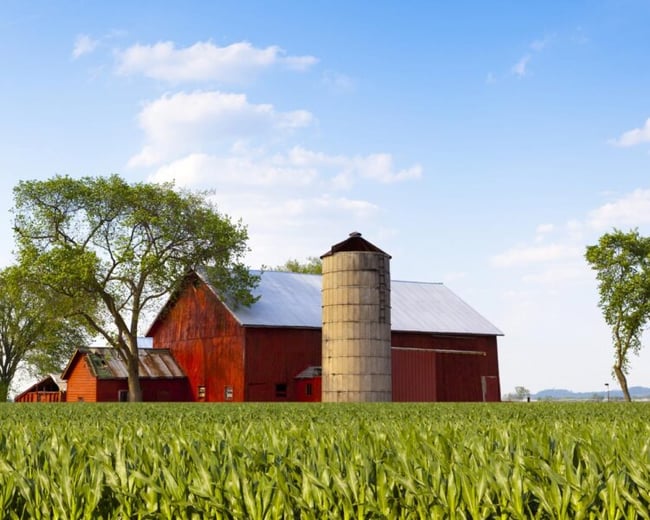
[
  {"x1": 126, "y1": 352, "x2": 143, "y2": 402},
  {"x1": 613, "y1": 364, "x2": 632, "y2": 402},
  {"x1": 0, "y1": 379, "x2": 10, "y2": 402}
]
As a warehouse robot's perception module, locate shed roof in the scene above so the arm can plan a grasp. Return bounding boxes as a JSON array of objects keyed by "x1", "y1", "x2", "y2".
[
  {"x1": 61, "y1": 347, "x2": 186, "y2": 380},
  {"x1": 200, "y1": 270, "x2": 502, "y2": 336}
]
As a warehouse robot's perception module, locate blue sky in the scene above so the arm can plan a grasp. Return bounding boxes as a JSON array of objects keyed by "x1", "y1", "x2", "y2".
[{"x1": 2, "y1": 1, "x2": 650, "y2": 394}]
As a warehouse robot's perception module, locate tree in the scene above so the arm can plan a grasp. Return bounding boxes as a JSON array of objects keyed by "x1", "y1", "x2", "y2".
[
  {"x1": 585, "y1": 229, "x2": 650, "y2": 402},
  {"x1": 13, "y1": 175, "x2": 258, "y2": 402},
  {"x1": 0, "y1": 265, "x2": 88, "y2": 401},
  {"x1": 273, "y1": 256, "x2": 322, "y2": 274}
]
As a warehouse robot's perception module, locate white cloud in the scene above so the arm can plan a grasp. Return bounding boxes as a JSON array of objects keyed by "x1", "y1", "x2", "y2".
[
  {"x1": 115, "y1": 40, "x2": 318, "y2": 83},
  {"x1": 609, "y1": 118, "x2": 650, "y2": 147},
  {"x1": 322, "y1": 71, "x2": 356, "y2": 93},
  {"x1": 149, "y1": 152, "x2": 318, "y2": 187},
  {"x1": 511, "y1": 54, "x2": 531, "y2": 77},
  {"x1": 536, "y1": 223, "x2": 554, "y2": 234},
  {"x1": 147, "y1": 146, "x2": 422, "y2": 189},
  {"x1": 128, "y1": 91, "x2": 314, "y2": 167},
  {"x1": 522, "y1": 263, "x2": 590, "y2": 284},
  {"x1": 588, "y1": 188, "x2": 650, "y2": 229},
  {"x1": 72, "y1": 34, "x2": 98, "y2": 59},
  {"x1": 491, "y1": 243, "x2": 582, "y2": 267}
]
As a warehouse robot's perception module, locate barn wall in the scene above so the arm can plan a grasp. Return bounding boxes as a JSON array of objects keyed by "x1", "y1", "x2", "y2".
[
  {"x1": 391, "y1": 332, "x2": 501, "y2": 402},
  {"x1": 66, "y1": 357, "x2": 98, "y2": 402},
  {"x1": 96, "y1": 380, "x2": 128, "y2": 402},
  {"x1": 245, "y1": 328, "x2": 322, "y2": 401},
  {"x1": 149, "y1": 279, "x2": 245, "y2": 402}
]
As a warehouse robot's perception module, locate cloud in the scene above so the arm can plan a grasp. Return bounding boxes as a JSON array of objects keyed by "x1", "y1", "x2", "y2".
[
  {"x1": 491, "y1": 243, "x2": 582, "y2": 268},
  {"x1": 128, "y1": 91, "x2": 314, "y2": 167},
  {"x1": 115, "y1": 40, "x2": 318, "y2": 83},
  {"x1": 588, "y1": 189, "x2": 650, "y2": 229},
  {"x1": 609, "y1": 118, "x2": 650, "y2": 147},
  {"x1": 511, "y1": 54, "x2": 531, "y2": 78},
  {"x1": 149, "y1": 152, "x2": 318, "y2": 187},
  {"x1": 322, "y1": 71, "x2": 356, "y2": 93},
  {"x1": 72, "y1": 34, "x2": 98, "y2": 59},
  {"x1": 147, "y1": 146, "x2": 422, "y2": 189}
]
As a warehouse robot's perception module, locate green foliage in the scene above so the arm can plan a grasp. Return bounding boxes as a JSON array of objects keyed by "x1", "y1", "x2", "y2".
[
  {"x1": 273, "y1": 256, "x2": 323, "y2": 274},
  {"x1": 12, "y1": 175, "x2": 257, "y2": 401},
  {"x1": 0, "y1": 266, "x2": 87, "y2": 402},
  {"x1": 1, "y1": 402, "x2": 650, "y2": 517},
  {"x1": 585, "y1": 228, "x2": 650, "y2": 400}
]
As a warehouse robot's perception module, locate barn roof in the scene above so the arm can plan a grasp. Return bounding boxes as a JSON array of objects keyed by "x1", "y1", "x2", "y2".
[
  {"x1": 61, "y1": 347, "x2": 186, "y2": 380},
  {"x1": 200, "y1": 270, "x2": 503, "y2": 336}
]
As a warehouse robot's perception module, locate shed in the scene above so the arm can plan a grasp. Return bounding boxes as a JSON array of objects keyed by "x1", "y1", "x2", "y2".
[
  {"x1": 147, "y1": 269, "x2": 503, "y2": 402},
  {"x1": 61, "y1": 347, "x2": 191, "y2": 402},
  {"x1": 14, "y1": 374, "x2": 67, "y2": 403}
]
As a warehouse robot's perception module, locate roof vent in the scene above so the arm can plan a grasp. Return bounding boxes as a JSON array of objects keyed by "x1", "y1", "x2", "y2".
[{"x1": 349, "y1": 231, "x2": 362, "y2": 238}]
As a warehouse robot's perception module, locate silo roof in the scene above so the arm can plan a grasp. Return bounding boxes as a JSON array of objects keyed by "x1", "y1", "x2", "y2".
[
  {"x1": 203, "y1": 270, "x2": 502, "y2": 336},
  {"x1": 321, "y1": 231, "x2": 391, "y2": 258}
]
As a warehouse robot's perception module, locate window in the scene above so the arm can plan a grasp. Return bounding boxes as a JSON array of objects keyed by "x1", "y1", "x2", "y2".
[
  {"x1": 118, "y1": 390, "x2": 129, "y2": 402},
  {"x1": 198, "y1": 385, "x2": 206, "y2": 400},
  {"x1": 306, "y1": 383, "x2": 313, "y2": 396},
  {"x1": 275, "y1": 383, "x2": 287, "y2": 398},
  {"x1": 224, "y1": 386, "x2": 233, "y2": 401}
]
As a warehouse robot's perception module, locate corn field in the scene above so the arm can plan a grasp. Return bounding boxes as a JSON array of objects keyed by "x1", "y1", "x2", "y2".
[{"x1": 1, "y1": 402, "x2": 650, "y2": 518}]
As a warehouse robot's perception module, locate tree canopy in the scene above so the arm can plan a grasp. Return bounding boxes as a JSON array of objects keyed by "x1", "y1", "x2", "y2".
[
  {"x1": 13, "y1": 174, "x2": 257, "y2": 401},
  {"x1": 585, "y1": 228, "x2": 650, "y2": 401},
  {"x1": 273, "y1": 256, "x2": 322, "y2": 274},
  {"x1": 0, "y1": 265, "x2": 88, "y2": 401}
]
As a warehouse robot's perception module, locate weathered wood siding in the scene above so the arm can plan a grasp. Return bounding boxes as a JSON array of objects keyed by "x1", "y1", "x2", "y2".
[
  {"x1": 150, "y1": 278, "x2": 245, "y2": 402},
  {"x1": 245, "y1": 328, "x2": 321, "y2": 401}
]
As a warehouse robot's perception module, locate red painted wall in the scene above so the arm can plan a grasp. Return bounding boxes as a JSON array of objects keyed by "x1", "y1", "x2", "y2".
[
  {"x1": 150, "y1": 278, "x2": 245, "y2": 402},
  {"x1": 391, "y1": 333, "x2": 501, "y2": 402},
  {"x1": 66, "y1": 356, "x2": 98, "y2": 402},
  {"x1": 244, "y1": 328, "x2": 321, "y2": 401}
]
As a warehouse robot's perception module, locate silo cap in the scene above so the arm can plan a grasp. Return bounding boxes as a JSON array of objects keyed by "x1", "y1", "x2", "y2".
[{"x1": 320, "y1": 232, "x2": 391, "y2": 258}]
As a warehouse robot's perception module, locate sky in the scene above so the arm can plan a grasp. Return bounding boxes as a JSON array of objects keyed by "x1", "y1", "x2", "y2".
[{"x1": 1, "y1": 0, "x2": 650, "y2": 395}]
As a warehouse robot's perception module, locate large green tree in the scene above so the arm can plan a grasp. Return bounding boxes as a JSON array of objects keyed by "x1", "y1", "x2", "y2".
[
  {"x1": 13, "y1": 175, "x2": 257, "y2": 402},
  {"x1": 0, "y1": 265, "x2": 87, "y2": 401},
  {"x1": 585, "y1": 229, "x2": 650, "y2": 401}
]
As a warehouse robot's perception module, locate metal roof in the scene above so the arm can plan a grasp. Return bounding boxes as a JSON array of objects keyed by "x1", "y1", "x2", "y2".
[
  {"x1": 81, "y1": 347, "x2": 186, "y2": 379},
  {"x1": 204, "y1": 270, "x2": 502, "y2": 336}
]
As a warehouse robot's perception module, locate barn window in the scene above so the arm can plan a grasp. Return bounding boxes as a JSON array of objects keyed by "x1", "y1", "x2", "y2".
[
  {"x1": 275, "y1": 383, "x2": 287, "y2": 398},
  {"x1": 224, "y1": 386, "x2": 233, "y2": 401},
  {"x1": 118, "y1": 390, "x2": 128, "y2": 402},
  {"x1": 198, "y1": 385, "x2": 206, "y2": 400},
  {"x1": 306, "y1": 383, "x2": 313, "y2": 396}
]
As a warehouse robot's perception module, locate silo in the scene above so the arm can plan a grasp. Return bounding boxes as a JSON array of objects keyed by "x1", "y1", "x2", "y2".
[{"x1": 321, "y1": 232, "x2": 392, "y2": 402}]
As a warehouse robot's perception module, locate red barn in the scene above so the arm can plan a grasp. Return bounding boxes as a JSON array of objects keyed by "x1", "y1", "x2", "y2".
[
  {"x1": 61, "y1": 347, "x2": 191, "y2": 402},
  {"x1": 14, "y1": 374, "x2": 66, "y2": 403},
  {"x1": 147, "y1": 269, "x2": 503, "y2": 402}
]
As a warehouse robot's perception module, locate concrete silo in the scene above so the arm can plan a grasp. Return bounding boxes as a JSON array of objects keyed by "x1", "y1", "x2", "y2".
[{"x1": 321, "y1": 232, "x2": 392, "y2": 402}]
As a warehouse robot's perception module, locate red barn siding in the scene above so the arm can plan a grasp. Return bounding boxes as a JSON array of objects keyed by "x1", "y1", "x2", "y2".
[
  {"x1": 391, "y1": 332, "x2": 501, "y2": 402},
  {"x1": 150, "y1": 278, "x2": 245, "y2": 401},
  {"x1": 245, "y1": 328, "x2": 321, "y2": 401},
  {"x1": 66, "y1": 356, "x2": 98, "y2": 402},
  {"x1": 392, "y1": 348, "x2": 437, "y2": 401}
]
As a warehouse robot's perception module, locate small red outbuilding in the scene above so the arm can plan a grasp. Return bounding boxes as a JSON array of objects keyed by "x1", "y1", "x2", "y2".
[
  {"x1": 14, "y1": 374, "x2": 66, "y2": 403},
  {"x1": 61, "y1": 347, "x2": 191, "y2": 402}
]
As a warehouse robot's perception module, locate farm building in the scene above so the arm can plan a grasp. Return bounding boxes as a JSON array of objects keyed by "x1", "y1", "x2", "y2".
[
  {"x1": 14, "y1": 374, "x2": 66, "y2": 403},
  {"x1": 147, "y1": 233, "x2": 503, "y2": 403},
  {"x1": 60, "y1": 347, "x2": 191, "y2": 402}
]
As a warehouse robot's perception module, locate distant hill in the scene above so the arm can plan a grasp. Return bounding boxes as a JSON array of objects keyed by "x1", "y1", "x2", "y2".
[{"x1": 532, "y1": 386, "x2": 650, "y2": 401}]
